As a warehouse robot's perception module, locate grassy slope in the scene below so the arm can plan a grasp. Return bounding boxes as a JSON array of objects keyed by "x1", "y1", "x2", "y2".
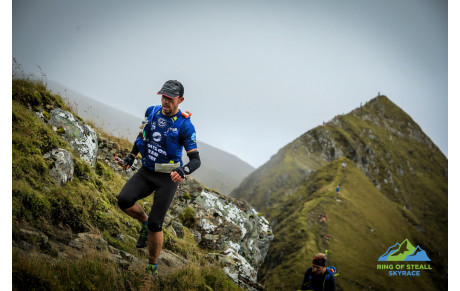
[
  {"x1": 327, "y1": 98, "x2": 448, "y2": 283},
  {"x1": 259, "y1": 158, "x2": 436, "y2": 290},
  {"x1": 232, "y1": 96, "x2": 447, "y2": 290},
  {"x1": 232, "y1": 142, "x2": 327, "y2": 212},
  {"x1": 12, "y1": 79, "x2": 244, "y2": 290}
]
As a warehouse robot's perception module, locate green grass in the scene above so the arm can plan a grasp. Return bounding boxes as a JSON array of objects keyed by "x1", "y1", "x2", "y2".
[
  {"x1": 13, "y1": 246, "x2": 243, "y2": 291},
  {"x1": 259, "y1": 159, "x2": 439, "y2": 291},
  {"x1": 12, "y1": 78, "x2": 244, "y2": 290},
  {"x1": 12, "y1": 78, "x2": 143, "y2": 251},
  {"x1": 13, "y1": 248, "x2": 126, "y2": 291},
  {"x1": 179, "y1": 206, "x2": 198, "y2": 228},
  {"x1": 157, "y1": 265, "x2": 245, "y2": 291},
  {"x1": 12, "y1": 78, "x2": 70, "y2": 112}
]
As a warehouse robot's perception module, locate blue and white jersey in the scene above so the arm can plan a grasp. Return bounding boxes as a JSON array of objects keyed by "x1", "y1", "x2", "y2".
[{"x1": 140, "y1": 106, "x2": 197, "y2": 167}]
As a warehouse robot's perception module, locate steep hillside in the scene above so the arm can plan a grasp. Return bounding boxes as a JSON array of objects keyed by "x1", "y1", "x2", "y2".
[
  {"x1": 47, "y1": 80, "x2": 254, "y2": 194},
  {"x1": 259, "y1": 158, "x2": 437, "y2": 290},
  {"x1": 231, "y1": 96, "x2": 447, "y2": 290},
  {"x1": 12, "y1": 78, "x2": 271, "y2": 290}
]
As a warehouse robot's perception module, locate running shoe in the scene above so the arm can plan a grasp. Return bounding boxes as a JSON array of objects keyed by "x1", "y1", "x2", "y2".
[
  {"x1": 136, "y1": 224, "x2": 149, "y2": 248},
  {"x1": 145, "y1": 263, "x2": 159, "y2": 277}
]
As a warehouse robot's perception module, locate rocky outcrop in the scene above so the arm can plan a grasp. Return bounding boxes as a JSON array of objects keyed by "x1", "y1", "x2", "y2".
[
  {"x1": 31, "y1": 125, "x2": 271, "y2": 290},
  {"x1": 43, "y1": 148, "x2": 74, "y2": 186},
  {"x1": 24, "y1": 100, "x2": 273, "y2": 289},
  {"x1": 14, "y1": 175, "x2": 273, "y2": 290},
  {"x1": 209, "y1": 248, "x2": 265, "y2": 291},
  {"x1": 193, "y1": 191, "x2": 272, "y2": 270},
  {"x1": 165, "y1": 177, "x2": 273, "y2": 290},
  {"x1": 48, "y1": 108, "x2": 98, "y2": 167},
  {"x1": 97, "y1": 137, "x2": 141, "y2": 178}
]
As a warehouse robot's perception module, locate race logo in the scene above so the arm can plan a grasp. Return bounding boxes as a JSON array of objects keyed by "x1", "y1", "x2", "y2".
[
  {"x1": 191, "y1": 132, "x2": 197, "y2": 142},
  {"x1": 378, "y1": 238, "x2": 430, "y2": 262},
  {"x1": 377, "y1": 239, "x2": 431, "y2": 277},
  {"x1": 152, "y1": 132, "x2": 162, "y2": 142},
  {"x1": 157, "y1": 117, "x2": 167, "y2": 128}
]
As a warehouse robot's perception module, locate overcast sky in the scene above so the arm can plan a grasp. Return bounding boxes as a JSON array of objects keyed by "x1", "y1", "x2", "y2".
[{"x1": 12, "y1": 0, "x2": 448, "y2": 168}]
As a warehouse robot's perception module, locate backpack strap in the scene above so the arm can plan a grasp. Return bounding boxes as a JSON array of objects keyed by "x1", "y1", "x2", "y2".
[
  {"x1": 165, "y1": 110, "x2": 192, "y2": 160},
  {"x1": 323, "y1": 267, "x2": 338, "y2": 291},
  {"x1": 146, "y1": 105, "x2": 162, "y2": 123},
  {"x1": 145, "y1": 105, "x2": 161, "y2": 118},
  {"x1": 136, "y1": 106, "x2": 162, "y2": 160}
]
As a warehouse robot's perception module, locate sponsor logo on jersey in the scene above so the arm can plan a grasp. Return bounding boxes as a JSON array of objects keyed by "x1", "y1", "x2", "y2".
[
  {"x1": 157, "y1": 118, "x2": 167, "y2": 128},
  {"x1": 152, "y1": 132, "x2": 161, "y2": 142}
]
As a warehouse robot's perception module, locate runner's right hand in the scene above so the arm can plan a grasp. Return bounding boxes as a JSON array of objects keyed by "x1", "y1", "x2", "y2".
[{"x1": 122, "y1": 153, "x2": 136, "y2": 169}]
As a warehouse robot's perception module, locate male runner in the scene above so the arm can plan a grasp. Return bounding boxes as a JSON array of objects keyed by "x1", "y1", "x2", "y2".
[{"x1": 117, "y1": 80, "x2": 201, "y2": 276}]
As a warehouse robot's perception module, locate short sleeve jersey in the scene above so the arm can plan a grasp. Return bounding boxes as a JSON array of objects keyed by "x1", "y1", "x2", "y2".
[{"x1": 143, "y1": 107, "x2": 197, "y2": 165}]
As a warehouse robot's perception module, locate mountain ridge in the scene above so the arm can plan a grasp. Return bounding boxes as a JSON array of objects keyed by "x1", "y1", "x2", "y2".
[{"x1": 231, "y1": 95, "x2": 447, "y2": 290}]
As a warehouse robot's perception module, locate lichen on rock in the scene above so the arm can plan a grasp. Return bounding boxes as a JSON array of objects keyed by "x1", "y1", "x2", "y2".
[{"x1": 48, "y1": 108, "x2": 98, "y2": 167}]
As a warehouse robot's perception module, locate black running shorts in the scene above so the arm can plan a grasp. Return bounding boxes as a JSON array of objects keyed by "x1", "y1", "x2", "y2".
[{"x1": 117, "y1": 166, "x2": 178, "y2": 232}]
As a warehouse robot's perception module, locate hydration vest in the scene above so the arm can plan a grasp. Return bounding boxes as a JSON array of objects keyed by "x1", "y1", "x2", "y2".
[{"x1": 136, "y1": 105, "x2": 190, "y2": 170}]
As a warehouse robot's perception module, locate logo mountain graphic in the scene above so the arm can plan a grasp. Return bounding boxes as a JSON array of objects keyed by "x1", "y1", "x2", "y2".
[{"x1": 378, "y1": 239, "x2": 431, "y2": 261}]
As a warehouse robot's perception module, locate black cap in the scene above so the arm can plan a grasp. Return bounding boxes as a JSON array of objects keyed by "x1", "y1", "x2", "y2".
[{"x1": 157, "y1": 80, "x2": 184, "y2": 99}]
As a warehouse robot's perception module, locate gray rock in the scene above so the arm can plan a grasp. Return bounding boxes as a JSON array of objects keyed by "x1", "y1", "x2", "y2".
[
  {"x1": 69, "y1": 233, "x2": 108, "y2": 251},
  {"x1": 43, "y1": 148, "x2": 74, "y2": 186},
  {"x1": 208, "y1": 247, "x2": 262, "y2": 291},
  {"x1": 159, "y1": 249, "x2": 187, "y2": 268},
  {"x1": 108, "y1": 245, "x2": 140, "y2": 268},
  {"x1": 116, "y1": 234, "x2": 125, "y2": 242},
  {"x1": 18, "y1": 241, "x2": 35, "y2": 252},
  {"x1": 96, "y1": 138, "x2": 141, "y2": 178},
  {"x1": 48, "y1": 108, "x2": 98, "y2": 167},
  {"x1": 192, "y1": 230, "x2": 202, "y2": 243},
  {"x1": 171, "y1": 220, "x2": 184, "y2": 238},
  {"x1": 200, "y1": 234, "x2": 226, "y2": 250},
  {"x1": 20, "y1": 228, "x2": 49, "y2": 245},
  {"x1": 35, "y1": 111, "x2": 45, "y2": 121},
  {"x1": 180, "y1": 185, "x2": 273, "y2": 287}
]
